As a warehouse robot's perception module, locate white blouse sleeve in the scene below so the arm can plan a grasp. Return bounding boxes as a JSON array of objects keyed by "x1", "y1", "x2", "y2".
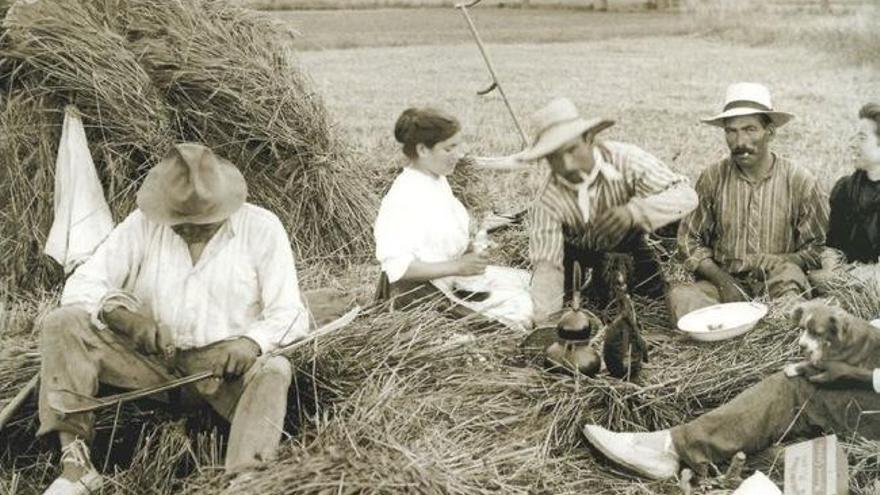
[{"x1": 374, "y1": 190, "x2": 421, "y2": 283}]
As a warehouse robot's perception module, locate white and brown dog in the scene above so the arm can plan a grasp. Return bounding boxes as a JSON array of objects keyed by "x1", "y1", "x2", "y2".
[{"x1": 785, "y1": 301, "x2": 880, "y2": 378}]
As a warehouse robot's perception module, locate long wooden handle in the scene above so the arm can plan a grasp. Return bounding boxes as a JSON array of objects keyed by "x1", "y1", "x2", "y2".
[{"x1": 0, "y1": 373, "x2": 39, "y2": 431}]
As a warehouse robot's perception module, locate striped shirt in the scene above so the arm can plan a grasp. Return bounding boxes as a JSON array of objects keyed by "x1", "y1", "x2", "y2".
[
  {"x1": 529, "y1": 140, "x2": 697, "y2": 270},
  {"x1": 678, "y1": 154, "x2": 828, "y2": 274}
]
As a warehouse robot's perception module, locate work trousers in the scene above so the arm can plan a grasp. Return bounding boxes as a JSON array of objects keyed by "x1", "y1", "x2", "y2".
[
  {"x1": 38, "y1": 307, "x2": 292, "y2": 471},
  {"x1": 671, "y1": 372, "x2": 880, "y2": 475}
]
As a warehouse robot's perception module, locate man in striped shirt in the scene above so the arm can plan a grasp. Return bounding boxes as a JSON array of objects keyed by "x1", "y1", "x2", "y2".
[
  {"x1": 520, "y1": 97, "x2": 698, "y2": 325},
  {"x1": 669, "y1": 83, "x2": 829, "y2": 323}
]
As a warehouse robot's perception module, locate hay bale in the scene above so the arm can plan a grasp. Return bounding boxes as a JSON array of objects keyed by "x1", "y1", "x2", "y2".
[
  {"x1": 116, "y1": 0, "x2": 377, "y2": 263},
  {"x1": 0, "y1": 0, "x2": 377, "y2": 291},
  {"x1": 0, "y1": 92, "x2": 63, "y2": 289}
]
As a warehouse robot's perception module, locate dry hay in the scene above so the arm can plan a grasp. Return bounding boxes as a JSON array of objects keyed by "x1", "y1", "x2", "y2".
[
  {"x1": 3, "y1": 275, "x2": 880, "y2": 493},
  {"x1": 166, "y1": 283, "x2": 880, "y2": 494},
  {"x1": 0, "y1": 0, "x2": 377, "y2": 291},
  {"x1": 0, "y1": 93, "x2": 63, "y2": 289}
]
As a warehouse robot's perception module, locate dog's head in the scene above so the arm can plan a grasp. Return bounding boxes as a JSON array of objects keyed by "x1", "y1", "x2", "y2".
[{"x1": 790, "y1": 301, "x2": 853, "y2": 364}]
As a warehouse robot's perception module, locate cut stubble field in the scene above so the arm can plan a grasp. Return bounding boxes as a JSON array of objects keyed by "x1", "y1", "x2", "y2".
[{"x1": 291, "y1": 12, "x2": 876, "y2": 214}]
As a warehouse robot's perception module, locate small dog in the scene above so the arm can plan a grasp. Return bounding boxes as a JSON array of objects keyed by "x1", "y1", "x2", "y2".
[{"x1": 784, "y1": 300, "x2": 880, "y2": 378}]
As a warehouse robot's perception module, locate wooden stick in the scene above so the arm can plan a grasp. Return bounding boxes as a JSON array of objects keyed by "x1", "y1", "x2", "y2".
[
  {"x1": 55, "y1": 306, "x2": 361, "y2": 416},
  {"x1": 454, "y1": 0, "x2": 528, "y2": 147},
  {"x1": 0, "y1": 373, "x2": 39, "y2": 432}
]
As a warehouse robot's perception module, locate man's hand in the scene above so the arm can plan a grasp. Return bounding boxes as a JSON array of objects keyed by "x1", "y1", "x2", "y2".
[
  {"x1": 747, "y1": 253, "x2": 799, "y2": 276},
  {"x1": 208, "y1": 338, "x2": 261, "y2": 379},
  {"x1": 593, "y1": 206, "x2": 634, "y2": 250},
  {"x1": 455, "y1": 253, "x2": 489, "y2": 276},
  {"x1": 103, "y1": 308, "x2": 173, "y2": 356},
  {"x1": 808, "y1": 360, "x2": 872, "y2": 387},
  {"x1": 717, "y1": 275, "x2": 749, "y2": 303}
]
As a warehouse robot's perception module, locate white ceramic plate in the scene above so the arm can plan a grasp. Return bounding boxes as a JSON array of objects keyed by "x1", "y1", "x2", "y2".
[{"x1": 677, "y1": 302, "x2": 769, "y2": 342}]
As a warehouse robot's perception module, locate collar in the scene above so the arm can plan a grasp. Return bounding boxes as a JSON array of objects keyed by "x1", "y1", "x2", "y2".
[
  {"x1": 556, "y1": 147, "x2": 622, "y2": 190},
  {"x1": 731, "y1": 152, "x2": 778, "y2": 184}
]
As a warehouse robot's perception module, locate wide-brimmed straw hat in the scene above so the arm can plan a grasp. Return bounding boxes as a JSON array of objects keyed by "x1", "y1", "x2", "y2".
[
  {"x1": 519, "y1": 97, "x2": 615, "y2": 162},
  {"x1": 701, "y1": 82, "x2": 794, "y2": 128},
  {"x1": 137, "y1": 143, "x2": 247, "y2": 226}
]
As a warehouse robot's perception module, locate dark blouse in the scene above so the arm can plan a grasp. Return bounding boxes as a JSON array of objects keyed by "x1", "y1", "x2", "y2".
[{"x1": 827, "y1": 170, "x2": 880, "y2": 263}]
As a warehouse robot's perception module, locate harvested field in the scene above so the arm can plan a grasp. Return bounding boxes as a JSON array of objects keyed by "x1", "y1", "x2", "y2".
[{"x1": 2, "y1": 3, "x2": 880, "y2": 495}]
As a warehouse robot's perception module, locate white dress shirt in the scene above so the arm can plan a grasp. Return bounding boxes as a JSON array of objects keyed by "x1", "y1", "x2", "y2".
[{"x1": 61, "y1": 204, "x2": 308, "y2": 354}]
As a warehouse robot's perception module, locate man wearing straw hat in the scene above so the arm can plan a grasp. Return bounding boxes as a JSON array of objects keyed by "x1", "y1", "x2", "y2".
[
  {"x1": 38, "y1": 143, "x2": 308, "y2": 494},
  {"x1": 668, "y1": 82, "x2": 829, "y2": 323},
  {"x1": 521, "y1": 97, "x2": 698, "y2": 324}
]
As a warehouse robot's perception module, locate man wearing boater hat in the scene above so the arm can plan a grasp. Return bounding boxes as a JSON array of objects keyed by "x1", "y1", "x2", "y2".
[
  {"x1": 669, "y1": 82, "x2": 829, "y2": 322},
  {"x1": 580, "y1": 84, "x2": 849, "y2": 482},
  {"x1": 521, "y1": 97, "x2": 698, "y2": 324},
  {"x1": 38, "y1": 143, "x2": 308, "y2": 494}
]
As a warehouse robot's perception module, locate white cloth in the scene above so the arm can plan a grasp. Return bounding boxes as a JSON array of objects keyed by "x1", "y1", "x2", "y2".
[
  {"x1": 432, "y1": 266, "x2": 533, "y2": 331},
  {"x1": 374, "y1": 167, "x2": 532, "y2": 329},
  {"x1": 44, "y1": 106, "x2": 114, "y2": 274},
  {"x1": 60, "y1": 204, "x2": 308, "y2": 354},
  {"x1": 732, "y1": 471, "x2": 781, "y2": 495}
]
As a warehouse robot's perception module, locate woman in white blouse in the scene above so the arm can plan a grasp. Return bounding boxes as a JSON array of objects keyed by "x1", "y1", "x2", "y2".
[{"x1": 374, "y1": 107, "x2": 532, "y2": 329}]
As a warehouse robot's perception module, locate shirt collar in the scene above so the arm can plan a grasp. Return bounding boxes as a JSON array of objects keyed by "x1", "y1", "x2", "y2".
[
  {"x1": 731, "y1": 153, "x2": 778, "y2": 184},
  {"x1": 555, "y1": 147, "x2": 622, "y2": 190}
]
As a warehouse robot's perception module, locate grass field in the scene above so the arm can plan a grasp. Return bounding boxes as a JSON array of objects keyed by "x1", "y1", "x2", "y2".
[{"x1": 2, "y1": 5, "x2": 880, "y2": 495}]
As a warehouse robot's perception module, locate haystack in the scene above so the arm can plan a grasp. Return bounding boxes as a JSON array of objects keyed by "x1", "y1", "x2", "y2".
[{"x1": 0, "y1": 0, "x2": 376, "y2": 291}]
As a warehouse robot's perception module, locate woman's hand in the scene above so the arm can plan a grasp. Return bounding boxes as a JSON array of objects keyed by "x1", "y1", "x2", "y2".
[{"x1": 456, "y1": 253, "x2": 489, "y2": 276}]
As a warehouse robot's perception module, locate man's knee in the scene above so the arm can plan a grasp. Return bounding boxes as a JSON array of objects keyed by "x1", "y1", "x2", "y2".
[
  {"x1": 254, "y1": 356, "x2": 292, "y2": 382},
  {"x1": 766, "y1": 370, "x2": 815, "y2": 401},
  {"x1": 39, "y1": 306, "x2": 91, "y2": 346},
  {"x1": 768, "y1": 262, "x2": 810, "y2": 298},
  {"x1": 667, "y1": 282, "x2": 718, "y2": 324}
]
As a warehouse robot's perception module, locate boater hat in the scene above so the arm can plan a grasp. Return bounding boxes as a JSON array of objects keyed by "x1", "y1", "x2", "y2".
[
  {"x1": 137, "y1": 143, "x2": 247, "y2": 225},
  {"x1": 519, "y1": 97, "x2": 615, "y2": 161},
  {"x1": 701, "y1": 82, "x2": 794, "y2": 128}
]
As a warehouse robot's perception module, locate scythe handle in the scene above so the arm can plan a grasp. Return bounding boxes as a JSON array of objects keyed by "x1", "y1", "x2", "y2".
[
  {"x1": 454, "y1": 0, "x2": 483, "y2": 8},
  {"x1": 455, "y1": 2, "x2": 529, "y2": 147}
]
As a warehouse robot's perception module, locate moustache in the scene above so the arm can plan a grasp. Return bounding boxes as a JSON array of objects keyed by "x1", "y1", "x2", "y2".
[{"x1": 732, "y1": 148, "x2": 756, "y2": 156}]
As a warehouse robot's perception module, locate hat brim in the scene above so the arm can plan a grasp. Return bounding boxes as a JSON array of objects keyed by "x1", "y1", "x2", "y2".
[
  {"x1": 137, "y1": 155, "x2": 247, "y2": 226},
  {"x1": 519, "y1": 118, "x2": 615, "y2": 162},
  {"x1": 701, "y1": 108, "x2": 794, "y2": 128}
]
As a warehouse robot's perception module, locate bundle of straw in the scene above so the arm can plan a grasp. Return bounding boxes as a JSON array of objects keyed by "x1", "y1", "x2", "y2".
[
  {"x1": 0, "y1": 0, "x2": 172, "y2": 289},
  {"x1": 116, "y1": 0, "x2": 377, "y2": 262},
  {"x1": 0, "y1": 93, "x2": 62, "y2": 289},
  {"x1": 0, "y1": 0, "x2": 377, "y2": 291}
]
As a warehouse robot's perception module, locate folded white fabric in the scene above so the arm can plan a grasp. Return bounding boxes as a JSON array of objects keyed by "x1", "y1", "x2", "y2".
[
  {"x1": 44, "y1": 106, "x2": 114, "y2": 274},
  {"x1": 732, "y1": 471, "x2": 781, "y2": 495},
  {"x1": 433, "y1": 265, "x2": 533, "y2": 331}
]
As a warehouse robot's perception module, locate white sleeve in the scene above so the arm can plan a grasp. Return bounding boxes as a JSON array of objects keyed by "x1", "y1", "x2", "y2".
[
  {"x1": 374, "y1": 196, "x2": 420, "y2": 284},
  {"x1": 60, "y1": 210, "x2": 148, "y2": 322},
  {"x1": 873, "y1": 369, "x2": 880, "y2": 394},
  {"x1": 243, "y1": 215, "x2": 308, "y2": 354}
]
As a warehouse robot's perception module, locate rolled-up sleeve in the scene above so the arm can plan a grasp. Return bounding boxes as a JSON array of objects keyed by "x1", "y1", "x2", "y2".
[
  {"x1": 678, "y1": 170, "x2": 717, "y2": 273},
  {"x1": 244, "y1": 215, "x2": 308, "y2": 354},
  {"x1": 614, "y1": 143, "x2": 698, "y2": 232},
  {"x1": 60, "y1": 210, "x2": 147, "y2": 322}
]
